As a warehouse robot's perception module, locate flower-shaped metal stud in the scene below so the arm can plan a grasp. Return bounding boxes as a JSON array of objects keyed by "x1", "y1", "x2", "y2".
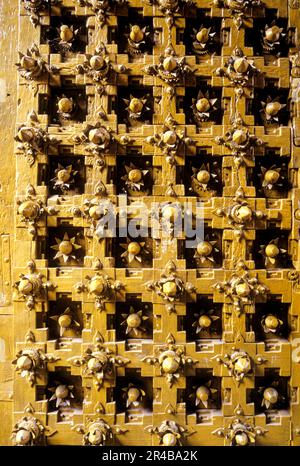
[
  {"x1": 259, "y1": 239, "x2": 286, "y2": 267},
  {"x1": 261, "y1": 97, "x2": 286, "y2": 123},
  {"x1": 215, "y1": 47, "x2": 260, "y2": 90},
  {"x1": 14, "y1": 260, "x2": 55, "y2": 311},
  {"x1": 17, "y1": 184, "x2": 45, "y2": 237},
  {"x1": 122, "y1": 384, "x2": 146, "y2": 408},
  {"x1": 75, "y1": 42, "x2": 116, "y2": 92},
  {"x1": 190, "y1": 163, "x2": 220, "y2": 195},
  {"x1": 81, "y1": 195, "x2": 111, "y2": 240},
  {"x1": 192, "y1": 309, "x2": 220, "y2": 334},
  {"x1": 213, "y1": 262, "x2": 269, "y2": 315},
  {"x1": 50, "y1": 307, "x2": 81, "y2": 338},
  {"x1": 82, "y1": 419, "x2": 113, "y2": 446},
  {"x1": 49, "y1": 383, "x2": 75, "y2": 408},
  {"x1": 50, "y1": 24, "x2": 80, "y2": 54},
  {"x1": 15, "y1": 111, "x2": 59, "y2": 166},
  {"x1": 120, "y1": 240, "x2": 150, "y2": 265},
  {"x1": 73, "y1": 122, "x2": 114, "y2": 167},
  {"x1": 87, "y1": 126, "x2": 112, "y2": 152},
  {"x1": 146, "y1": 261, "x2": 184, "y2": 302},
  {"x1": 16, "y1": 43, "x2": 50, "y2": 80},
  {"x1": 120, "y1": 306, "x2": 149, "y2": 336},
  {"x1": 192, "y1": 91, "x2": 218, "y2": 124},
  {"x1": 262, "y1": 22, "x2": 285, "y2": 54},
  {"x1": 51, "y1": 164, "x2": 77, "y2": 193},
  {"x1": 190, "y1": 381, "x2": 218, "y2": 409},
  {"x1": 144, "y1": 46, "x2": 193, "y2": 86},
  {"x1": 121, "y1": 163, "x2": 150, "y2": 194},
  {"x1": 192, "y1": 27, "x2": 216, "y2": 55},
  {"x1": 213, "y1": 349, "x2": 266, "y2": 385},
  {"x1": 261, "y1": 314, "x2": 283, "y2": 334},
  {"x1": 81, "y1": 348, "x2": 113, "y2": 388},
  {"x1": 145, "y1": 260, "x2": 195, "y2": 302},
  {"x1": 260, "y1": 386, "x2": 280, "y2": 410},
  {"x1": 146, "y1": 113, "x2": 193, "y2": 165},
  {"x1": 212, "y1": 417, "x2": 267, "y2": 446},
  {"x1": 12, "y1": 415, "x2": 48, "y2": 446},
  {"x1": 215, "y1": 115, "x2": 264, "y2": 165},
  {"x1": 192, "y1": 165, "x2": 210, "y2": 190},
  {"x1": 12, "y1": 344, "x2": 58, "y2": 387},
  {"x1": 75, "y1": 273, "x2": 122, "y2": 311},
  {"x1": 68, "y1": 333, "x2": 130, "y2": 390},
  {"x1": 142, "y1": 333, "x2": 196, "y2": 387},
  {"x1": 194, "y1": 238, "x2": 219, "y2": 264},
  {"x1": 13, "y1": 349, "x2": 40, "y2": 386},
  {"x1": 56, "y1": 96, "x2": 76, "y2": 120},
  {"x1": 51, "y1": 232, "x2": 82, "y2": 263},
  {"x1": 126, "y1": 25, "x2": 150, "y2": 56},
  {"x1": 214, "y1": 188, "x2": 266, "y2": 239},
  {"x1": 223, "y1": 351, "x2": 252, "y2": 383},
  {"x1": 123, "y1": 95, "x2": 150, "y2": 121},
  {"x1": 146, "y1": 419, "x2": 191, "y2": 446},
  {"x1": 260, "y1": 166, "x2": 283, "y2": 191}
]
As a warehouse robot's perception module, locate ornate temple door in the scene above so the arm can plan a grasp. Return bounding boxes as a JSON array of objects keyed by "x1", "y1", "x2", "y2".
[{"x1": 0, "y1": 0, "x2": 300, "y2": 446}]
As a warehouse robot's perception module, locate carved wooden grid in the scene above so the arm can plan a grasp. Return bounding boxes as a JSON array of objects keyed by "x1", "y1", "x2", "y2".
[{"x1": 11, "y1": 0, "x2": 300, "y2": 446}]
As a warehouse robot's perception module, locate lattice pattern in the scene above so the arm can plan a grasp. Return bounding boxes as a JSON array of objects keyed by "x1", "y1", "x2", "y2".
[{"x1": 11, "y1": 0, "x2": 300, "y2": 446}]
